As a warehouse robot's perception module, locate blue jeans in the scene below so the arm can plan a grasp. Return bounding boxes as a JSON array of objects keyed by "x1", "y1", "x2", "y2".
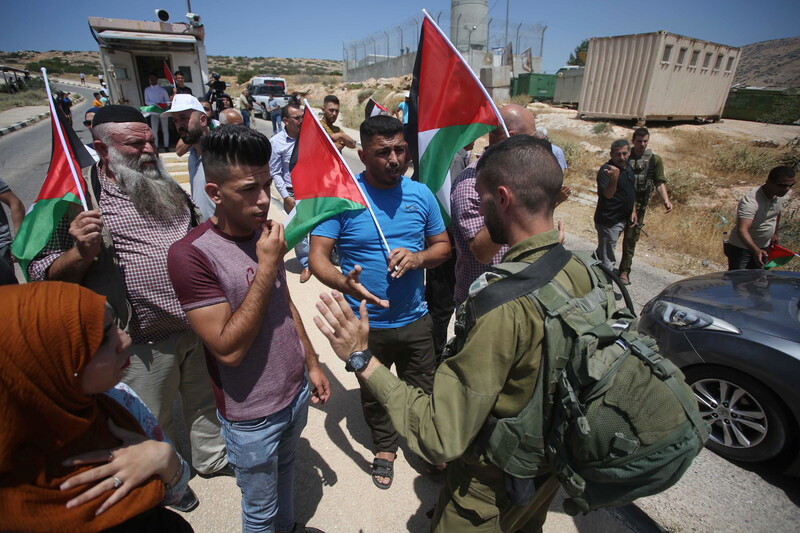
[
  {"x1": 218, "y1": 381, "x2": 310, "y2": 533},
  {"x1": 284, "y1": 198, "x2": 308, "y2": 269},
  {"x1": 271, "y1": 111, "x2": 282, "y2": 134},
  {"x1": 242, "y1": 109, "x2": 251, "y2": 128}
]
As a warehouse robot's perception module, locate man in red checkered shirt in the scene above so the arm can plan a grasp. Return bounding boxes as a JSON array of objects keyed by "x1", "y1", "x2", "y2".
[
  {"x1": 27, "y1": 106, "x2": 230, "y2": 500},
  {"x1": 450, "y1": 105, "x2": 537, "y2": 304}
]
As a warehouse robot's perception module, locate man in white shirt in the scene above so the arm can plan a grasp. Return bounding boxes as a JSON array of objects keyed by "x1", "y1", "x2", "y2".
[
  {"x1": 144, "y1": 73, "x2": 172, "y2": 151},
  {"x1": 269, "y1": 103, "x2": 310, "y2": 282}
]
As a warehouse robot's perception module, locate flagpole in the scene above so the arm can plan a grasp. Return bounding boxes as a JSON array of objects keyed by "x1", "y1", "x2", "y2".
[
  {"x1": 301, "y1": 99, "x2": 393, "y2": 260},
  {"x1": 41, "y1": 68, "x2": 88, "y2": 210},
  {"x1": 421, "y1": 9, "x2": 510, "y2": 137}
]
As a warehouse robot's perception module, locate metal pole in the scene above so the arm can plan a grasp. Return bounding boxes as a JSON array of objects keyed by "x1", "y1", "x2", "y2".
[
  {"x1": 515, "y1": 23, "x2": 522, "y2": 52},
  {"x1": 414, "y1": 18, "x2": 419, "y2": 45},
  {"x1": 370, "y1": 37, "x2": 376, "y2": 65},
  {"x1": 540, "y1": 25, "x2": 547, "y2": 58},
  {"x1": 384, "y1": 31, "x2": 390, "y2": 58},
  {"x1": 504, "y1": 0, "x2": 509, "y2": 50},
  {"x1": 487, "y1": 18, "x2": 492, "y2": 49},
  {"x1": 362, "y1": 42, "x2": 367, "y2": 66},
  {"x1": 455, "y1": 14, "x2": 462, "y2": 51},
  {"x1": 397, "y1": 26, "x2": 403, "y2": 54}
]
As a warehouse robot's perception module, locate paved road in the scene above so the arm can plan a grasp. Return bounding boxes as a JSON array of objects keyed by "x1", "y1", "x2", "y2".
[{"x1": 3, "y1": 105, "x2": 798, "y2": 532}]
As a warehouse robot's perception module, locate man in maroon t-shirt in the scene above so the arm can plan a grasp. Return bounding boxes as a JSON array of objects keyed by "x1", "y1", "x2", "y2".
[{"x1": 167, "y1": 125, "x2": 330, "y2": 532}]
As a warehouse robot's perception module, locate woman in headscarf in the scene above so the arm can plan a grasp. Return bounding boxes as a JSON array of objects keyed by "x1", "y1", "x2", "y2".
[{"x1": 0, "y1": 281, "x2": 193, "y2": 532}]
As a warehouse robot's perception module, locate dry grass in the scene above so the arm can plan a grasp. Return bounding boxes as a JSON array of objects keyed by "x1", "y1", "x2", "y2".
[
  {"x1": 0, "y1": 88, "x2": 48, "y2": 113},
  {"x1": 551, "y1": 123, "x2": 800, "y2": 274}
]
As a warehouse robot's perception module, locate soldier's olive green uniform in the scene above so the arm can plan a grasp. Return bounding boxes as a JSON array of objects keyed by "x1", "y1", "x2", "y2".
[
  {"x1": 619, "y1": 150, "x2": 665, "y2": 276},
  {"x1": 365, "y1": 229, "x2": 594, "y2": 532}
]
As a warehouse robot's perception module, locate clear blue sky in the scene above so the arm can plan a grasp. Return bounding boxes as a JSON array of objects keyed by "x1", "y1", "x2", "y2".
[{"x1": 1, "y1": 0, "x2": 798, "y2": 73}]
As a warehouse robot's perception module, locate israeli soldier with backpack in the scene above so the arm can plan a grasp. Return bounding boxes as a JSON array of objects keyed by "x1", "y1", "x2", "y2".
[
  {"x1": 618, "y1": 128, "x2": 673, "y2": 285},
  {"x1": 315, "y1": 135, "x2": 708, "y2": 532}
]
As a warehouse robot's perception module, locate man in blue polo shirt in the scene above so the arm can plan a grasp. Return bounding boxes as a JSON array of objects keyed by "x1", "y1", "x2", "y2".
[{"x1": 309, "y1": 115, "x2": 450, "y2": 490}]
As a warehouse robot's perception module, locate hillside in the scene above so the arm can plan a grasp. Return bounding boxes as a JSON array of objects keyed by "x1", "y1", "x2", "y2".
[
  {"x1": 0, "y1": 50, "x2": 342, "y2": 78},
  {"x1": 733, "y1": 36, "x2": 800, "y2": 88}
]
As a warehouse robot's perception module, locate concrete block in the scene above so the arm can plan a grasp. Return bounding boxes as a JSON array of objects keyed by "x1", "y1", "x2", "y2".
[{"x1": 480, "y1": 66, "x2": 511, "y2": 88}]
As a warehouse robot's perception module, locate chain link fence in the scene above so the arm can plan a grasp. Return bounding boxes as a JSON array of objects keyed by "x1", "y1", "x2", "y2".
[{"x1": 343, "y1": 13, "x2": 544, "y2": 70}]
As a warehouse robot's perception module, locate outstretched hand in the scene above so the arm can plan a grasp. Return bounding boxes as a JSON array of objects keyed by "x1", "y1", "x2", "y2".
[
  {"x1": 313, "y1": 291, "x2": 370, "y2": 363},
  {"x1": 343, "y1": 265, "x2": 389, "y2": 308}
]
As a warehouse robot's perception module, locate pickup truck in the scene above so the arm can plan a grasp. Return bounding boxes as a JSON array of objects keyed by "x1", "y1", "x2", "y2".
[{"x1": 249, "y1": 77, "x2": 291, "y2": 118}]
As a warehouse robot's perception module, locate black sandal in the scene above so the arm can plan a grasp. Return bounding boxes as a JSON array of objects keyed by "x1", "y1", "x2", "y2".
[{"x1": 371, "y1": 457, "x2": 394, "y2": 490}]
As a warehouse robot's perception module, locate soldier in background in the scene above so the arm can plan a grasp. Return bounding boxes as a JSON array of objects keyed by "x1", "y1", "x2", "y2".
[{"x1": 618, "y1": 128, "x2": 672, "y2": 285}]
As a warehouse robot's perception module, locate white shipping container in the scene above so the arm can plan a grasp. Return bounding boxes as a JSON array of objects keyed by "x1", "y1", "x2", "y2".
[
  {"x1": 578, "y1": 31, "x2": 740, "y2": 124},
  {"x1": 553, "y1": 67, "x2": 584, "y2": 105}
]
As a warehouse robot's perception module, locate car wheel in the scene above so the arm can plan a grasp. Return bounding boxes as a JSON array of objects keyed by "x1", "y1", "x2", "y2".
[{"x1": 684, "y1": 366, "x2": 790, "y2": 462}]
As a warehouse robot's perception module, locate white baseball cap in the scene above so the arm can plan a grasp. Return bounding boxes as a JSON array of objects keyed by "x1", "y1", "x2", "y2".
[{"x1": 162, "y1": 94, "x2": 205, "y2": 116}]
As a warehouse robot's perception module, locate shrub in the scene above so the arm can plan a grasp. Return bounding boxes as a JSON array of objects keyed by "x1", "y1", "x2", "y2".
[
  {"x1": 591, "y1": 122, "x2": 612, "y2": 134},
  {"x1": 510, "y1": 94, "x2": 532, "y2": 106},
  {"x1": 357, "y1": 89, "x2": 372, "y2": 104},
  {"x1": 712, "y1": 144, "x2": 779, "y2": 176},
  {"x1": 237, "y1": 70, "x2": 257, "y2": 85}
]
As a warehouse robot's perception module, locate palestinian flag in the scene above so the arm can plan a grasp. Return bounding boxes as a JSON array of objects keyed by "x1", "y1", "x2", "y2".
[
  {"x1": 139, "y1": 103, "x2": 169, "y2": 117},
  {"x1": 12, "y1": 69, "x2": 93, "y2": 280},
  {"x1": 283, "y1": 102, "x2": 369, "y2": 250},
  {"x1": 365, "y1": 98, "x2": 389, "y2": 119},
  {"x1": 163, "y1": 61, "x2": 176, "y2": 88},
  {"x1": 764, "y1": 243, "x2": 799, "y2": 269},
  {"x1": 408, "y1": 10, "x2": 505, "y2": 225}
]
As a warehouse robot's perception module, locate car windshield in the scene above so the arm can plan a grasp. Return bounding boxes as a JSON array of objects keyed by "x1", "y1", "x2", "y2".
[{"x1": 252, "y1": 84, "x2": 285, "y2": 97}]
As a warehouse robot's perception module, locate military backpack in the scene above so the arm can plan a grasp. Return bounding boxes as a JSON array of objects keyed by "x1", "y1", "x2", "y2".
[{"x1": 445, "y1": 244, "x2": 709, "y2": 515}]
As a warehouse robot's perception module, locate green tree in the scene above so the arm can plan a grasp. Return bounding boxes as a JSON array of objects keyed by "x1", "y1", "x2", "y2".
[{"x1": 567, "y1": 39, "x2": 590, "y2": 66}]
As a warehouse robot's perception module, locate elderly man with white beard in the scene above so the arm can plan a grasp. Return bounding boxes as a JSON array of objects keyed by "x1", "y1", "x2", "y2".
[{"x1": 27, "y1": 105, "x2": 231, "y2": 511}]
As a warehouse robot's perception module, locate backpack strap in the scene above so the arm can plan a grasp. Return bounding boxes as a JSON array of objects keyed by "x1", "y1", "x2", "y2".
[{"x1": 464, "y1": 244, "x2": 572, "y2": 329}]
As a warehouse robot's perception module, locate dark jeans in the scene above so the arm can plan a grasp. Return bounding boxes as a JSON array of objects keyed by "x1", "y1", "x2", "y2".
[
  {"x1": 103, "y1": 506, "x2": 193, "y2": 532},
  {"x1": 425, "y1": 232, "x2": 457, "y2": 357},
  {"x1": 0, "y1": 245, "x2": 18, "y2": 285},
  {"x1": 724, "y1": 242, "x2": 766, "y2": 270},
  {"x1": 361, "y1": 314, "x2": 436, "y2": 453}
]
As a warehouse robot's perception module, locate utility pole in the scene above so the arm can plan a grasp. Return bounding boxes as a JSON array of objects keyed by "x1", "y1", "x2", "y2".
[{"x1": 504, "y1": 0, "x2": 509, "y2": 50}]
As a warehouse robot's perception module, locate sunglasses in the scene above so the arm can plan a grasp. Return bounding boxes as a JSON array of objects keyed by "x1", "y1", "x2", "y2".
[{"x1": 83, "y1": 120, "x2": 92, "y2": 127}]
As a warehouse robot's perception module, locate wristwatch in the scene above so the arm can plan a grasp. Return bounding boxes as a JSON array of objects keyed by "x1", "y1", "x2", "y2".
[{"x1": 345, "y1": 349, "x2": 373, "y2": 372}]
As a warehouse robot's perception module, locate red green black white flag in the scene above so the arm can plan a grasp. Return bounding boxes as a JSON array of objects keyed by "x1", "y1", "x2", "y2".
[
  {"x1": 365, "y1": 98, "x2": 389, "y2": 119},
  {"x1": 764, "y1": 243, "x2": 799, "y2": 269},
  {"x1": 11, "y1": 68, "x2": 93, "y2": 280},
  {"x1": 283, "y1": 101, "x2": 389, "y2": 254},
  {"x1": 407, "y1": 9, "x2": 507, "y2": 225}
]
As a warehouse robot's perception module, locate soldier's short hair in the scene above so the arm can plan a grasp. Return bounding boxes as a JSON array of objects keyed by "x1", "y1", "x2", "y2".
[
  {"x1": 323, "y1": 95, "x2": 340, "y2": 106},
  {"x1": 632, "y1": 127, "x2": 650, "y2": 140}
]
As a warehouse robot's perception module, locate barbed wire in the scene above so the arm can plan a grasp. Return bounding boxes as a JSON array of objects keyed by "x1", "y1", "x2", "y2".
[{"x1": 342, "y1": 14, "x2": 544, "y2": 70}]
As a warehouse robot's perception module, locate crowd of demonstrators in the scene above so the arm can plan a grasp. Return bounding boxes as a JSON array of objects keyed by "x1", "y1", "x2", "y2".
[
  {"x1": 270, "y1": 103, "x2": 311, "y2": 282},
  {"x1": 168, "y1": 126, "x2": 330, "y2": 532},
  {"x1": 3, "y1": 85, "x2": 797, "y2": 532},
  {"x1": 25, "y1": 105, "x2": 231, "y2": 513},
  {"x1": 724, "y1": 165, "x2": 796, "y2": 270},
  {"x1": 309, "y1": 115, "x2": 451, "y2": 488}
]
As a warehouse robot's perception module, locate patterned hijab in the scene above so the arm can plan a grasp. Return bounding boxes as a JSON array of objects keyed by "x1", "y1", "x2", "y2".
[{"x1": 0, "y1": 282, "x2": 163, "y2": 532}]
